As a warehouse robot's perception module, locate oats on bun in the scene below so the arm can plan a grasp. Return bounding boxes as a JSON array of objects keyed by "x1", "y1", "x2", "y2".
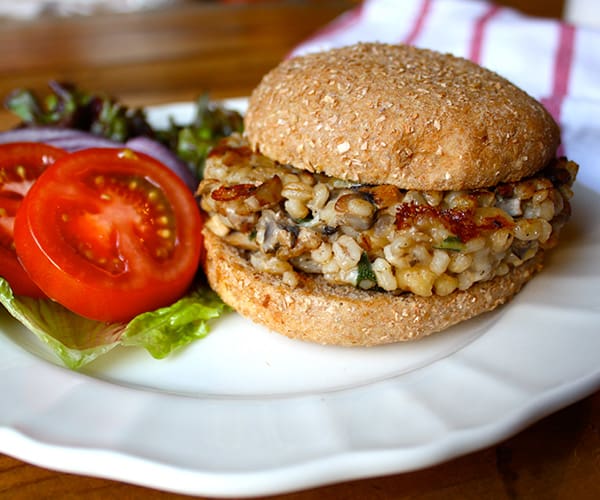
[{"x1": 198, "y1": 42, "x2": 578, "y2": 346}]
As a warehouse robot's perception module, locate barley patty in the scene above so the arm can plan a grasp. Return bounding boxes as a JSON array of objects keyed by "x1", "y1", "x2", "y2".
[{"x1": 198, "y1": 134, "x2": 577, "y2": 297}]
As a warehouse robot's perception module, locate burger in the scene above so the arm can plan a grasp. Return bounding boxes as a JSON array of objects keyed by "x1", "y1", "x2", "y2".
[{"x1": 197, "y1": 42, "x2": 578, "y2": 346}]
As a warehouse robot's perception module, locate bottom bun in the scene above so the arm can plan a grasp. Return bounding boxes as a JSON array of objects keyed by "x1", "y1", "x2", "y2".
[{"x1": 203, "y1": 229, "x2": 544, "y2": 346}]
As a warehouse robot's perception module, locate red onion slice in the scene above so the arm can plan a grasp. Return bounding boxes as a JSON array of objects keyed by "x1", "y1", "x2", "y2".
[
  {"x1": 0, "y1": 126, "x2": 119, "y2": 150},
  {"x1": 125, "y1": 136, "x2": 197, "y2": 191}
]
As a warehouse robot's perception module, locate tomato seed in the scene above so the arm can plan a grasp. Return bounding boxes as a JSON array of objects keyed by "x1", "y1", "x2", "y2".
[{"x1": 117, "y1": 149, "x2": 138, "y2": 160}]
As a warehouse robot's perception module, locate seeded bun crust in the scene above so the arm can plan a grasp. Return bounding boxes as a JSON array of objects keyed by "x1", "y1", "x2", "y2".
[
  {"x1": 203, "y1": 229, "x2": 543, "y2": 346},
  {"x1": 245, "y1": 43, "x2": 560, "y2": 191}
]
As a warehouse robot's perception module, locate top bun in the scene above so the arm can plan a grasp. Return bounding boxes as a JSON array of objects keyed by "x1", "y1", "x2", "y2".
[{"x1": 245, "y1": 43, "x2": 560, "y2": 191}]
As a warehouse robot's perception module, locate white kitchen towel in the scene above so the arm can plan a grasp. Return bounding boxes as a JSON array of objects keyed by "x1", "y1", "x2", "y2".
[{"x1": 290, "y1": 0, "x2": 600, "y2": 190}]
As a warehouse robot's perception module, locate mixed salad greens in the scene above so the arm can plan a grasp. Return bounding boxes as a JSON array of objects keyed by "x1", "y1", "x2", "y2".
[
  {"x1": 0, "y1": 82, "x2": 244, "y2": 369},
  {"x1": 5, "y1": 81, "x2": 244, "y2": 178}
]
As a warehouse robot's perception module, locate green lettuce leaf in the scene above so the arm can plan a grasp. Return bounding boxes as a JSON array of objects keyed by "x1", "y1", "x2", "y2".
[
  {"x1": 0, "y1": 278, "x2": 229, "y2": 370},
  {"x1": 121, "y1": 288, "x2": 229, "y2": 358}
]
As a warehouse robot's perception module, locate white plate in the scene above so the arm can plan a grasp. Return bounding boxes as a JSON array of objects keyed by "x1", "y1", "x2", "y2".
[{"x1": 1, "y1": 101, "x2": 599, "y2": 498}]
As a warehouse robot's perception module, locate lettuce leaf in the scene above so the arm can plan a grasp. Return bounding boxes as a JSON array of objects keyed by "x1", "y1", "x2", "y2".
[
  {"x1": 0, "y1": 278, "x2": 229, "y2": 370},
  {"x1": 121, "y1": 288, "x2": 229, "y2": 358}
]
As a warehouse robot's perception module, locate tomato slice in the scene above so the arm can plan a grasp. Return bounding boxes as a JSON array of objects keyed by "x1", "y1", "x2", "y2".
[
  {"x1": 14, "y1": 148, "x2": 203, "y2": 322},
  {"x1": 0, "y1": 142, "x2": 67, "y2": 297}
]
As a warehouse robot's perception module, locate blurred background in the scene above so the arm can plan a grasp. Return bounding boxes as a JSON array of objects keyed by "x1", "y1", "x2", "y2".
[
  {"x1": 0, "y1": 0, "x2": 594, "y2": 130},
  {"x1": 0, "y1": 0, "x2": 576, "y2": 22}
]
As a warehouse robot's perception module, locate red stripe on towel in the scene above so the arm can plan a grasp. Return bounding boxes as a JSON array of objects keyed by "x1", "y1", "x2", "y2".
[
  {"x1": 403, "y1": 0, "x2": 433, "y2": 45},
  {"x1": 542, "y1": 23, "x2": 576, "y2": 122},
  {"x1": 469, "y1": 4, "x2": 501, "y2": 63},
  {"x1": 541, "y1": 23, "x2": 576, "y2": 155}
]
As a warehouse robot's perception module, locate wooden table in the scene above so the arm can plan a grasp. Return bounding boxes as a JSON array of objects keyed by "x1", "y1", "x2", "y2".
[{"x1": 1, "y1": 1, "x2": 598, "y2": 498}]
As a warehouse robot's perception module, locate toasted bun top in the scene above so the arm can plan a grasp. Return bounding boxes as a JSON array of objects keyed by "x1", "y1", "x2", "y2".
[{"x1": 245, "y1": 43, "x2": 560, "y2": 190}]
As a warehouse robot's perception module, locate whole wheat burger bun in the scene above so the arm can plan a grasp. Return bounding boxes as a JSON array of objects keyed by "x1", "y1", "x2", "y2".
[
  {"x1": 245, "y1": 42, "x2": 560, "y2": 191},
  {"x1": 203, "y1": 229, "x2": 544, "y2": 346}
]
